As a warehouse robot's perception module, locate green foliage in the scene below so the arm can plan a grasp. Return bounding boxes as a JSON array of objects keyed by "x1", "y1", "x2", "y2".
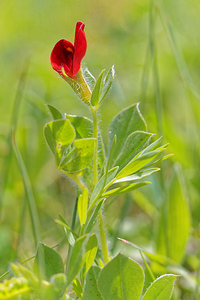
[
  {"x1": 108, "y1": 104, "x2": 146, "y2": 165},
  {"x1": 83, "y1": 68, "x2": 96, "y2": 90},
  {"x1": 166, "y1": 168, "x2": 190, "y2": 263},
  {"x1": 102, "y1": 181, "x2": 151, "y2": 197},
  {"x1": 2, "y1": 64, "x2": 174, "y2": 300},
  {"x1": 83, "y1": 266, "x2": 103, "y2": 300},
  {"x1": 100, "y1": 65, "x2": 115, "y2": 104},
  {"x1": 66, "y1": 235, "x2": 88, "y2": 286},
  {"x1": 91, "y1": 70, "x2": 105, "y2": 106},
  {"x1": 47, "y1": 104, "x2": 63, "y2": 120},
  {"x1": 142, "y1": 274, "x2": 177, "y2": 300},
  {"x1": 85, "y1": 199, "x2": 105, "y2": 233},
  {"x1": 89, "y1": 167, "x2": 119, "y2": 208},
  {"x1": 91, "y1": 66, "x2": 115, "y2": 107},
  {"x1": 156, "y1": 166, "x2": 190, "y2": 263},
  {"x1": 65, "y1": 115, "x2": 93, "y2": 139},
  {"x1": 55, "y1": 215, "x2": 77, "y2": 247},
  {"x1": 84, "y1": 233, "x2": 98, "y2": 273},
  {"x1": 34, "y1": 243, "x2": 64, "y2": 280},
  {"x1": 44, "y1": 119, "x2": 76, "y2": 164},
  {"x1": 83, "y1": 254, "x2": 176, "y2": 300},
  {"x1": 113, "y1": 131, "x2": 153, "y2": 171},
  {"x1": 98, "y1": 254, "x2": 144, "y2": 300},
  {"x1": 60, "y1": 138, "x2": 95, "y2": 173},
  {"x1": 78, "y1": 188, "x2": 88, "y2": 226},
  {"x1": 41, "y1": 80, "x2": 172, "y2": 299}
]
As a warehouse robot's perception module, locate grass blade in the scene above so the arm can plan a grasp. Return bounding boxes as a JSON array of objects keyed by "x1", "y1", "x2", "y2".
[{"x1": 12, "y1": 133, "x2": 40, "y2": 248}]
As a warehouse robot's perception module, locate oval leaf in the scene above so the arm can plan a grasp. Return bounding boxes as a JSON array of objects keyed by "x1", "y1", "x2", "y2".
[
  {"x1": 98, "y1": 254, "x2": 144, "y2": 300},
  {"x1": 44, "y1": 119, "x2": 75, "y2": 163},
  {"x1": 34, "y1": 243, "x2": 64, "y2": 280},
  {"x1": 142, "y1": 274, "x2": 177, "y2": 300},
  {"x1": 108, "y1": 103, "x2": 146, "y2": 166}
]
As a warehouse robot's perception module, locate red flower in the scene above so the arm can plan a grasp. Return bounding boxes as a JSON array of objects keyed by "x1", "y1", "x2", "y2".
[{"x1": 50, "y1": 21, "x2": 87, "y2": 79}]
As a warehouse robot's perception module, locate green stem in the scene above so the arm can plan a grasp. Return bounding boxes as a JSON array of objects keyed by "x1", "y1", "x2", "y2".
[
  {"x1": 139, "y1": 250, "x2": 155, "y2": 281},
  {"x1": 91, "y1": 106, "x2": 98, "y2": 185},
  {"x1": 70, "y1": 174, "x2": 85, "y2": 190},
  {"x1": 91, "y1": 106, "x2": 109, "y2": 264}
]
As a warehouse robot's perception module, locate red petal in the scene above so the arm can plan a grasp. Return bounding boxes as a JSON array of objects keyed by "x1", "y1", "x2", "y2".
[
  {"x1": 73, "y1": 21, "x2": 87, "y2": 76},
  {"x1": 50, "y1": 39, "x2": 74, "y2": 77}
]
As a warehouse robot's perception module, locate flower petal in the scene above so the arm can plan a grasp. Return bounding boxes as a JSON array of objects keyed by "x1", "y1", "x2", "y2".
[
  {"x1": 73, "y1": 21, "x2": 87, "y2": 76},
  {"x1": 50, "y1": 39, "x2": 74, "y2": 77}
]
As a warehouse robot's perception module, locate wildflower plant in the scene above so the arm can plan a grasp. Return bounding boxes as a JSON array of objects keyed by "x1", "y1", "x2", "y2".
[{"x1": 0, "y1": 21, "x2": 177, "y2": 299}]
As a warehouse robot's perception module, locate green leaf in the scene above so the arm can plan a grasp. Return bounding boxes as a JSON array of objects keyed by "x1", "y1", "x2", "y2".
[
  {"x1": 89, "y1": 166, "x2": 119, "y2": 209},
  {"x1": 83, "y1": 266, "x2": 103, "y2": 300},
  {"x1": 100, "y1": 65, "x2": 115, "y2": 103},
  {"x1": 114, "y1": 168, "x2": 160, "y2": 183},
  {"x1": 142, "y1": 137, "x2": 162, "y2": 153},
  {"x1": 44, "y1": 119, "x2": 76, "y2": 163},
  {"x1": 55, "y1": 215, "x2": 76, "y2": 247},
  {"x1": 91, "y1": 70, "x2": 105, "y2": 106},
  {"x1": 165, "y1": 166, "x2": 190, "y2": 263},
  {"x1": 116, "y1": 147, "x2": 167, "y2": 180},
  {"x1": 142, "y1": 274, "x2": 177, "y2": 300},
  {"x1": 108, "y1": 103, "x2": 147, "y2": 166},
  {"x1": 47, "y1": 104, "x2": 63, "y2": 120},
  {"x1": 102, "y1": 182, "x2": 151, "y2": 198},
  {"x1": 66, "y1": 235, "x2": 88, "y2": 286},
  {"x1": 98, "y1": 254, "x2": 144, "y2": 300},
  {"x1": 65, "y1": 114, "x2": 106, "y2": 170},
  {"x1": 60, "y1": 138, "x2": 95, "y2": 173},
  {"x1": 34, "y1": 243, "x2": 64, "y2": 280},
  {"x1": 84, "y1": 233, "x2": 98, "y2": 273},
  {"x1": 83, "y1": 67, "x2": 96, "y2": 90},
  {"x1": 65, "y1": 114, "x2": 93, "y2": 139},
  {"x1": 78, "y1": 187, "x2": 88, "y2": 226},
  {"x1": 113, "y1": 131, "x2": 153, "y2": 169},
  {"x1": 85, "y1": 200, "x2": 105, "y2": 233}
]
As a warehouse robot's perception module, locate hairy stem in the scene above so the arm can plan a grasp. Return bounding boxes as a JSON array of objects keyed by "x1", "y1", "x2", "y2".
[
  {"x1": 91, "y1": 106, "x2": 98, "y2": 185},
  {"x1": 91, "y1": 106, "x2": 109, "y2": 264}
]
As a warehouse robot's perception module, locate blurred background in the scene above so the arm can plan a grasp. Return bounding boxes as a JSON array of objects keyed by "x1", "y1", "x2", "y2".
[{"x1": 0, "y1": 0, "x2": 200, "y2": 298}]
